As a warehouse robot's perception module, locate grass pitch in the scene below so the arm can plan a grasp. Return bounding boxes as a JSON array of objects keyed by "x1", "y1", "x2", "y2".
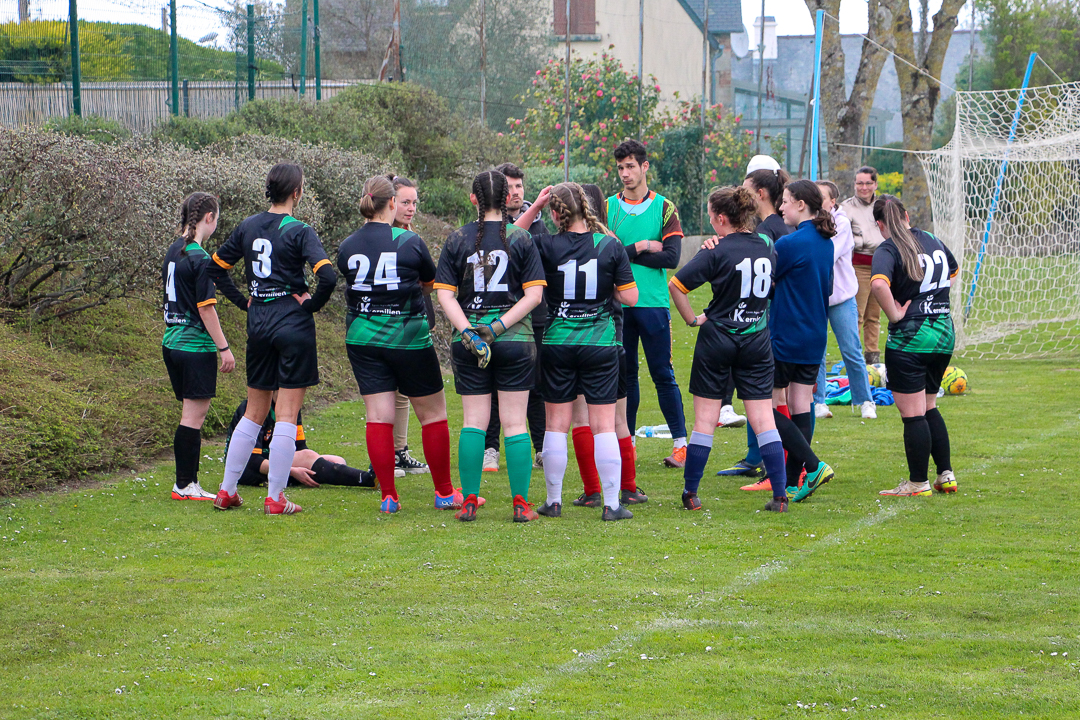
[{"x1": 3, "y1": 296, "x2": 1079, "y2": 719}]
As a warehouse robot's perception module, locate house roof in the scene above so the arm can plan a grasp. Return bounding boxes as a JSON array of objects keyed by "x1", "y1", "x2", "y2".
[{"x1": 679, "y1": 0, "x2": 745, "y2": 36}]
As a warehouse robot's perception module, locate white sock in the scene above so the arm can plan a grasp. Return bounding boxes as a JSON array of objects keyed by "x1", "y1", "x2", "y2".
[
  {"x1": 267, "y1": 422, "x2": 297, "y2": 499},
  {"x1": 542, "y1": 431, "x2": 567, "y2": 506},
  {"x1": 673, "y1": 437, "x2": 687, "y2": 449},
  {"x1": 594, "y1": 431, "x2": 621, "y2": 510},
  {"x1": 221, "y1": 416, "x2": 261, "y2": 494}
]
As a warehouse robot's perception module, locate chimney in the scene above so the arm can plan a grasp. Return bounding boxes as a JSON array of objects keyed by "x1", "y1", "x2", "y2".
[{"x1": 751, "y1": 16, "x2": 777, "y2": 60}]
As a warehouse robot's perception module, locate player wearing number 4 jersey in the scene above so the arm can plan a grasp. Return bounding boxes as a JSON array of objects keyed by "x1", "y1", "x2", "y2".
[
  {"x1": 870, "y1": 195, "x2": 958, "y2": 497},
  {"x1": 515, "y1": 182, "x2": 639, "y2": 521},
  {"x1": 208, "y1": 163, "x2": 338, "y2": 515},
  {"x1": 435, "y1": 171, "x2": 546, "y2": 522},
  {"x1": 337, "y1": 175, "x2": 460, "y2": 514}
]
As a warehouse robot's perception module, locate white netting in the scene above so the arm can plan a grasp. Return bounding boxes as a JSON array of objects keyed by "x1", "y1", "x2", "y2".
[{"x1": 921, "y1": 81, "x2": 1080, "y2": 359}]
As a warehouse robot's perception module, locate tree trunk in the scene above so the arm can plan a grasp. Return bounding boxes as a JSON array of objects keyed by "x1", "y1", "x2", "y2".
[
  {"x1": 886, "y1": 0, "x2": 964, "y2": 230},
  {"x1": 802, "y1": 0, "x2": 894, "y2": 196}
]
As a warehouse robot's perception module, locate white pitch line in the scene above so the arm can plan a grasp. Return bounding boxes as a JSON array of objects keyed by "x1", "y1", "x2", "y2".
[{"x1": 454, "y1": 504, "x2": 904, "y2": 719}]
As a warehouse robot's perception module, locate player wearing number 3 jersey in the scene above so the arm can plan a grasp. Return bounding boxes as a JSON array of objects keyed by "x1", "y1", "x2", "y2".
[
  {"x1": 208, "y1": 163, "x2": 338, "y2": 515},
  {"x1": 337, "y1": 175, "x2": 459, "y2": 514},
  {"x1": 870, "y1": 194, "x2": 958, "y2": 497}
]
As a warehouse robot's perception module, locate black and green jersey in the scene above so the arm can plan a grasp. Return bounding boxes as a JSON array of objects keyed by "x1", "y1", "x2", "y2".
[
  {"x1": 433, "y1": 221, "x2": 547, "y2": 343},
  {"x1": 871, "y1": 229, "x2": 958, "y2": 354},
  {"x1": 534, "y1": 229, "x2": 636, "y2": 347},
  {"x1": 211, "y1": 212, "x2": 332, "y2": 304},
  {"x1": 162, "y1": 237, "x2": 217, "y2": 352},
  {"x1": 671, "y1": 231, "x2": 776, "y2": 335},
  {"x1": 337, "y1": 222, "x2": 436, "y2": 349}
]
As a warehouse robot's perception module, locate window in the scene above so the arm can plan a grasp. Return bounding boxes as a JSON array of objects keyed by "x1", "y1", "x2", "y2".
[{"x1": 553, "y1": 0, "x2": 596, "y2": 37}]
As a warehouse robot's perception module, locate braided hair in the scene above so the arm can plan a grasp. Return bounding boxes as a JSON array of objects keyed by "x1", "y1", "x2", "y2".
[
  {"x1": 471, "y1": 170, "x2": 510, "y2": 263},
  {"x1": 549, "y1": 182, "x2": 609, "y2": 235},
  {"x1": 177, "y1": 192, "x2": 219, "y2": 254}
]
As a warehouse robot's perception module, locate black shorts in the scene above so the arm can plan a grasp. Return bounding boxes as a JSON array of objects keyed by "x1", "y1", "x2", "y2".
[
  {"x1": 689, "y1": 324, "x2": 773, "y2": 401},
  {"x1": 885, "y1": 349, "x2": 952, "y2": 395},
  {"x1": 773, "y1": 359, "x2": 819, "y2": 389},
  {"x1": 162, "y1": 346, "x2": 217, "y2": 401},
  {"x1": 542, "y1": 344, "x2": 619, "y2": 405},
  {"x1": 236, "y1": 453, "x2": 267, "y2": 486},
  {"x1": 347, "y1": 343, "x2": 444, "y2": 398},
  {"x1": 617, "y1": 346, "x2": 628, "y2": 400},
  {"x1": 246, "y1": 301, "x2": 319, "y2": 391},
  {"x1": 452, "y1": 340, "x2": 536, "y2": 395}
]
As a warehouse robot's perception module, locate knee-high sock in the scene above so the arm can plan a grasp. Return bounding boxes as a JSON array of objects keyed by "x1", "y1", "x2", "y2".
[
  {"x1": 458, "y1": 427, "x2": 486, "y2": 498},
  {"x1": 594, "y1": 432, "x2": 622, "y2": 510},
  {"x1": 174, "y1": 424, "x2": 201, "y2": 489},
  {"x1": 267, "y1": 422, "x2": 297, "y2": 499},
  {"x1": 310, "y1": 457, "x2": 364, "y2": 486},
  {"x1": 393, "y1": 392, "x2": 410, "y2": 451},
  {"x1": 682, "y1": 430, "x2": 713, "y2": 495},
  {"x1": 924, "y1": 407, "x2": 952, "y2": 475},
  {"x1": 366, "y1": 422, "x2": 397, "y2": 498},
  {"x1": 618, "y1": 435, "x2": 637, "y2": 492},
  {"x1": 791, "y1": 412, "x2": 814, "y2": 445},
  {"x1": 505, "y1": 432, "x2": 532, "y2": 501},
  {"x1": 422, "y1": 420, "x2": 454, "y2": 496},
  {"x1": 902, "y1": 415, "x2": 932, "y2": 484},
  {"x1": 757, "y1": 429, "x2": 788, "y2": 498},
  {"x1": 542, "y1": 431, "x2": 568, "y2": 506},
  {"x1": 572, "y1": 426, "x2": 600, "y2": 495},
  {"x1": 221, "y1": 416, "x2": 261, "y2": 494},
  {"x1": 774, "y1": 410, "x2": 819, "y2": 487},
  {"x1": 745, "y1": 423, "x2": 762, "y2": 465}
]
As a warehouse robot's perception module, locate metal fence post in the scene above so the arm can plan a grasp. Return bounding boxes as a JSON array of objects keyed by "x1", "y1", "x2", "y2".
[
  {"x1": 170, "y1": 0, "x2": 179, "y2": 115},
  {"x1": 69, "y1": 0, "x2": 81, "y2": 117},
  {"x1": 299, "y1": 0, "x2": 308, "y2": 96},
  {"x1": 247, "y1": 4, "x2": 255, "y2": 101},
  {"x1": 313, "y1": 0, "x2": 321, "y2": 100}
]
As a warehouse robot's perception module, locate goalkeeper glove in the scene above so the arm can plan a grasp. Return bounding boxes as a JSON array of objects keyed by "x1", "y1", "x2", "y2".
[
  {"x1": 474, "y1": 317, "x2": 507, "y2": 344},
  {"x1": 461, "y1": 327, "x2": 492, "y2": 369}
]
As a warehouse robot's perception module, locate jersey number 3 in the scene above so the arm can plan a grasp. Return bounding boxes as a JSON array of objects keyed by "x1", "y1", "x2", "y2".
[
  {"x1": 348, "y1": 252, "x2": 401, "y2": 291},
  {"x1": 735, "y1": 257, "x2": 772, "y2": 299}
]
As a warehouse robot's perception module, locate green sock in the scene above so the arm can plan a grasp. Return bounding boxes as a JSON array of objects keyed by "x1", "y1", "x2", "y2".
[
  {"x1": 459, "y1": 427, "x2": 486, "y2": 498},
  {"x1": 505, "y1": 432, "x2": 533, "y2": 501}
]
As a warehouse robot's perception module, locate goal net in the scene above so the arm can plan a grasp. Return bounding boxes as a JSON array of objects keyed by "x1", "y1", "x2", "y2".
[{"x1": 920, "y1": 80, "x2": 1080, "y2": 359}]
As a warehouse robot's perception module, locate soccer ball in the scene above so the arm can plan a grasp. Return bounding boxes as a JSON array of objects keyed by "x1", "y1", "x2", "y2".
[
  {"x1": 867, "y1": 363, "x2": 887, "y2": 387},
  {"x1": 941, "y1": 366, "x2": 968, "y2": 395}
]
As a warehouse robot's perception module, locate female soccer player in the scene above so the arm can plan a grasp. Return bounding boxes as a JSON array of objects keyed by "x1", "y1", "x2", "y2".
[
  {"x1": 669, "y1": 186, "x2": 790, "y2": 511},
  {"x1": 208, "y1": 164, "x2": 338, "y2": 515},
  {"x1": 162, "y1": 192, "x2": 235, "y2": 501},
  {"x1": 337, "y1": 175, "x2": 458, "y2": 514},
  {"x1": 434, "y1": 170, "x2": 545, "y2": 522},
  {"x1": 515, "y1": 183, "x2": 639, "y2": 521},
  {"x1": 870, "y1": 195, "x2": 958, "y2": 496},
  {"x1": 770, "y1": 179, "x2": 837, "y2": 502}
]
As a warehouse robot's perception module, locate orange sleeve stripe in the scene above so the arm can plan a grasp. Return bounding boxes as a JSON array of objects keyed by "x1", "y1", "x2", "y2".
[
  {"x1": 871, "y1": 273, "x2": 891, "y2": 287},
  {"x1": 196, "y1": 298, "x2": 218, "y2": 308},
  {"x1": 522, "y1": 280, "x2": 548, "y2": 289},
  {"x1": 949, "y1": 269, "x2": 958, "y2": 279},
  {"x1": 432, "y1": 282, "x2": 457, "y2": 291},
  {"x1": 312, "y1": 259, "x2": 331, "y2": 273},
  {"x1": 616, "y1": 281, "x2": 638, "y2": 292},
  {"x1": 662, "y1": 230, "x2": 684, "y2": 241},
  {"x1": 421, "y1": 280, "x2": 435, "y2": 288},
  {"x1": 669, "y1": 277, "x2": 690, "y2": 294},
  {"x1": 211, "y1": 253, "x2": 233, "y2": 270}
]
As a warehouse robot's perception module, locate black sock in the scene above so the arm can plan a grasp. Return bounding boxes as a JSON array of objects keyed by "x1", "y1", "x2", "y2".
[
  {"x1": 311, "y1": 457, "x2": 366, "y2": 486},
  {"x1": 174, "y1": 424, "x2": 201, "y2": 489},
  {"x1": 774, "y1": 410, "x2": 819, "y2": 486},
  {"x1": 791, "y1": 412, "x2": 814, "y2": 445},
  {"x1": 902, "y1": 415, "x2": 932, "y2": 484},
  {"x1": 924, "y1": 407, "x2": 952, "y2": 475}
]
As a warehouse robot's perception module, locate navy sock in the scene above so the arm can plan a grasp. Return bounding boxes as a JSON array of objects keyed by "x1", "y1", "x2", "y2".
[
  {"x1": 757, "y1": 429, "x2": 787, "y2": 498},
  {"x1": 745, "y1": 422, "x2": 762, "y2": 465},
  {"x1": 683, "y1": 431, "x2": 713, "y2": 495},
  {"x1": 902, "y1": 415, "x2": 932, "y2": 484},
  {"x1": 924, "y1": 407, "x2": 952, "y2": 475}
]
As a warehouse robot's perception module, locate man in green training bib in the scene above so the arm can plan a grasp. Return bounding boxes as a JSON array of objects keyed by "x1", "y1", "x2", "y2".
[{"x1": 606, "y1": 140, "x2": 688, "y2": 468}]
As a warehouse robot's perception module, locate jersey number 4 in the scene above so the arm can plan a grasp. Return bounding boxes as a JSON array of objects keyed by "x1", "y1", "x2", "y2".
[
  {"x1": 735, "y1": 257, "x2": 772, "y2": 299},
  {"x1": 348, "y1": 252, "x2": 401, "y2": 291},
  {"x1": 558, "y1": 258, "x2": 598, "y2": 300},
  {"x1": 165, "y1": 261, "x2": 177, "y2": 301},
  {"x1": 467, "y1": 250, "x2": 509, "y2": 292},
  {"x1": 918, "y1": 250, "x2": 951, "y2": 292}
]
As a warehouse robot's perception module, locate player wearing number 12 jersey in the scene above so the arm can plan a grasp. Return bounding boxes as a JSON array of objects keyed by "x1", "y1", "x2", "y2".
[
  {"x1": 515, "y1": 182, "x2": 638, "y2": 521},
  {"x1": 870, "y1": 194, "x2": 958, "y2": 497},
  {"x1": 337, "y1": 175, "x2": 459, "y2": 514},
  {"x1": 208, "y1": 163, "x2": 338, "y2": 516},
  {"x1": 434, "y1": 171, "x2": 546, "y2": 522}
]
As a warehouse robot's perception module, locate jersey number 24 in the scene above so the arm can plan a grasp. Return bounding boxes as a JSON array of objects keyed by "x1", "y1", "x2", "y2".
[{"x1": 348, "y1": 252, "x2": 401, "y2": 291}]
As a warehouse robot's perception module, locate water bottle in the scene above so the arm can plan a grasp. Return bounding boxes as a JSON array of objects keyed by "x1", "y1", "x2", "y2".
[{"x1": 635, "y1": 424, "x2": 672, "y2": 439}]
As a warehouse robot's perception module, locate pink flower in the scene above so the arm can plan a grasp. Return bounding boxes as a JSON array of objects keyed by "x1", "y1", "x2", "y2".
[
  {"x1": 537, "y1": 69, "x2": 543, "y2": 75},
  {"x1": 584, "y1": 135, "x2": 591, "y2": 141},
  {"x1": 555, "y1": 122, "x2": 562, "y2": 130},
  {"x1": 596, "y1": 90, "x2": 604, "y2": 97},
  {"x1": 654, "y1": 85, "x2": 661, "y2": 92},
  {"x1": 497, "y1": 132, "x2": 504, "y2": 137},
  {"x1": 599, "y1": 122, "x2": 607, "y2": 129}
]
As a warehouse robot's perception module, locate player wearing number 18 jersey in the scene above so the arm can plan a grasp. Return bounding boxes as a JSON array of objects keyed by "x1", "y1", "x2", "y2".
[
  {"x1": 515, "y1": 182, "x2": 638, "y2": 521},
  {"x1": 870, "y1": 194, "x2": 958, "y2": 497}
]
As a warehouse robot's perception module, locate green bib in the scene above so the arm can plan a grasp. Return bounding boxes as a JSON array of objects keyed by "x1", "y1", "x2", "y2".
[{"x1": 607, "y1": 192, "x2": 670, "y2": 308}]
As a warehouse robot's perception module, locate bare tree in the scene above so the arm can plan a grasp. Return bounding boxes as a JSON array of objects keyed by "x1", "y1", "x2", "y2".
[
  {"x1": 884, "y1": 0, "x2": 965, "y2": 228},
  {"x1": 802, "y1": 0, "x2": 895, "y2": 195}
]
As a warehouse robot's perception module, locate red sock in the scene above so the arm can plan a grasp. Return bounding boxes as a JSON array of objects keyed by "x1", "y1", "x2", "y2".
[
  {"x1": 421, "y1": 419, "x2": 454, "y2": 496},
  {"x1": 618, "y1": 435, "x2": 637, "y2": 492},
  {"x1": 572, "y1": 426, "x2": 601, "y2": 495},
  {"x1": 778, "y1": 404, "x2": 790, "y2": 419},
  {"x1": 366, "y1": 422, "x2": 396, "y2": 499}
]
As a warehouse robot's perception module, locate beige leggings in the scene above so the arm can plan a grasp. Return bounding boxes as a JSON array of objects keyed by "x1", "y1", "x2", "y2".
[{"x1": 394, "y1": 391, "x2": 411, "y2": 451}]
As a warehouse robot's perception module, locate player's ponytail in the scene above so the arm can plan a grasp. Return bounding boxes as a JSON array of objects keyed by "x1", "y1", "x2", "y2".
[
  {"x1": 785, "y1": 179, "x2": 836, "y2": 238},
  {"x1": 708, "y1": 186, "x2": 757, "y2": 232},
  {"x1": 471, "y1": 170, "x2": 510, "y2": 258},
  {"x1": 873, "y1": 194, "x2": 922, "y2": 281},
  {"x1": 359, "y1": 175, "x2": 395, "y2": 220},
  {"x1": 177, "y1": 192, "x2": 219, "y2": 252},
  {"x1": 745, "y1": 167, "x2": 791, "y2": 213}
]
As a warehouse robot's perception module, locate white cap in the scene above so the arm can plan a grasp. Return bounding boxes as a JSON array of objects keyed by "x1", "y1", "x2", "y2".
[{"x1": 746, "y1": 154, "x2": 781, "y2": 175}]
